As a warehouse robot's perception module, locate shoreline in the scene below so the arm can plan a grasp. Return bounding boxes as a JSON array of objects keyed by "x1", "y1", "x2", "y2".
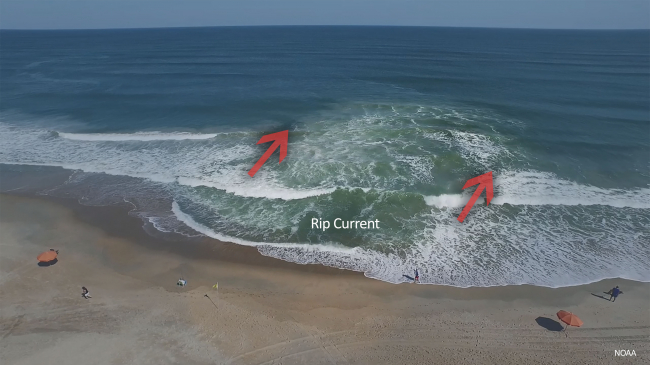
[
  {"x1": 4, "y1": 191, "x2": 650, "y2": 294},
  {"x1": 19, "y1": 192, "x2": 364, "y2": 277},
  {"x1": 1, "y1": 163, "x2": 648, "y2": 290},
  {"x1": 2, "y1": 192, "x2": 649, "y2": 364}
]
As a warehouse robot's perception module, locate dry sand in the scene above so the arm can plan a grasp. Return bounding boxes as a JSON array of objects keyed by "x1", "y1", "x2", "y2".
[{"x1": 0, "y1": 194, "x2": 648, "y2": 364}]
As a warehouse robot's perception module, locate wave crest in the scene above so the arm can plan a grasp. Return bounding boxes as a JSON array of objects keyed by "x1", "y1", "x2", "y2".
[
  {"x1": 176, "y1": 177, "x2": 336, "y2": 200},
  {"x1": 424, "y1": 171, "x2": 650, "y2": 209},
  {"x1": 57, "y1": 131, "x2": 220, "y2": 141}
]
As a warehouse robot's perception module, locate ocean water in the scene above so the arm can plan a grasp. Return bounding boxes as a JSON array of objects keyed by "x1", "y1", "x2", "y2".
[{"x1": 1, "y1": 27, "x2": 648, "y2": 287}]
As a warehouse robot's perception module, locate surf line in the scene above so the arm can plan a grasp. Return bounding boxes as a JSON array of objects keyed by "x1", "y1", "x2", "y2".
[{"x1": 312, "y1": 218, "x2": 380, "y2": 231}]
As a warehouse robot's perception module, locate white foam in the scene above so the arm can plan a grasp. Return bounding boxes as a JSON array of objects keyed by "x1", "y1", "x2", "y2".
[
  {"x1": 422, "y1": 129, "x2": 508, "y2": 168},
  {"x1": 2, "y1": 115, "x2": 649, "y2": 289},
  {"x1": 424, "y1": 193, "x2": 484, "y2": 208},
  {"x1": 58, "y1": 131, "x2": 219, "y2": 141},
  {"x1": 171, "y1": 200, "x2": 650, "y2": 288},
  {"x1": 176, "y1": 177, "x2": 336, "y2": 200},
  {"x1": 5, "y1": 161, "x2": 178, "y2": 183},
  {"x1": 493, "y1": 171, "x2": 650, "y2": 209},
  {"x1": 2, "y1": 121, "x2": 648, "y2": 211},
  {"x1": 172, "y1": 201, "x2": 359, "y2": 255},
  {"x1": 423, "y1": 171, "x2": 650, "y2": 209},
  {"x1": 1, "y1": 121, "x2": 333, "y2": 202}
]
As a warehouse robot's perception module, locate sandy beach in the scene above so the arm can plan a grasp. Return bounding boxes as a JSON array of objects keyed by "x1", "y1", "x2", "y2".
[{"x1": 0, "y1": 193, "x2": 648, "y2": 364}]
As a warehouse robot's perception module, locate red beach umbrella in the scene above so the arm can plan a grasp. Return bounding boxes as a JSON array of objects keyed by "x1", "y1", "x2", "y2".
[
  {"x1": 37, "y1": 251, "x2": 58, "y2": 262},
  {"x1": 557, "y1": 310, "x2": 583, "y2": 335}
]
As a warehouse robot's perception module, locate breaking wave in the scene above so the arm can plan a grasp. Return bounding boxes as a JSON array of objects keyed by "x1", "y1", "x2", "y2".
[
  {"x1": 57, "y1": 131, "x2": 220, "y2": 141},
  {"x1": 424, "y1": 172, "x2": 650, "y2": 209},
  {"x1": 1, "y1": 103, "x2": 648, "y2": 288}
]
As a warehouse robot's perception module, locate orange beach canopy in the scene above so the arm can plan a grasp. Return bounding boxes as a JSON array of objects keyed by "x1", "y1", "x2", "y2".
[
  {"x1": 556, "y1": 310, "x2": 583, "y2": 327},
  {"x1": 37, "y1": 251, "x2": 58, "y2": 262}
]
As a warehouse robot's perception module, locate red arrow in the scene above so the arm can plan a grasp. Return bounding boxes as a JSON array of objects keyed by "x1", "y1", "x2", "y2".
[
  {"x1": 457, "y1": 171, "x2": 493, "y2": 223},
  {"x1": 248, "y1": 130, "x2": 288, "y2": 177}
]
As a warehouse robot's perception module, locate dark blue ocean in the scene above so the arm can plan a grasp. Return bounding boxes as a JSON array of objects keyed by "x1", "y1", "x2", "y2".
[{"x1": 1, "y1": 27, "x2": 648, "y2": 287}]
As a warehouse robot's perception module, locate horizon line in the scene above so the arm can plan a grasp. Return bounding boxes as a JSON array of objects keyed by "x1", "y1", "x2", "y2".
[{"x1": 1, "y1": 24, "x2": 649, "y2": 32}]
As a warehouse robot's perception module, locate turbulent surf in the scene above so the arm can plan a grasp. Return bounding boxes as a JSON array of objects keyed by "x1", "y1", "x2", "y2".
[{"x1": 1, "y1": 27, "x2": 648, "y2": 287}]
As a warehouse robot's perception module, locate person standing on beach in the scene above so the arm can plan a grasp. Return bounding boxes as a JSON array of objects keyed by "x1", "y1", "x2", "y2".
[
  {"x1": 414, "y1": 269, "x2": 419, "y2": 283},
  {"x1": 609, "y1": 286, "x2": 622, "y2": 302}
]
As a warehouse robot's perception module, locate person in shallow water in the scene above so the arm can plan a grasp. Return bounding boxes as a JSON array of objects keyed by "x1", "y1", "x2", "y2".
[
  {"x1": 608, "y1": 286, "x2": 623, "y2": 302},
  {"x1": 414, "y1": 269, "x2": 419, "y2": 283}
]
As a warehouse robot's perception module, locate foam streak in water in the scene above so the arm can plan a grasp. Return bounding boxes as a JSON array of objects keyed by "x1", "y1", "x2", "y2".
[{"x1": 58, "y1": 131, "x2": 220, "y2": 141}]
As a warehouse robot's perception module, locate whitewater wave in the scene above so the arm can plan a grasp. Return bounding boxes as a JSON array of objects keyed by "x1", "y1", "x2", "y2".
[
  {"x1": 424, "y1": 193, "x2": 482, "y2": 208},
  {"x1": 172, "y1": 201, "x2": 359, "y2": 254},
  {"x1": 421, "y1": 129, "x2": 509, "y2": 168},
  {"x1": 493, "y1": 171, "x2": 650, "y2": 209},
  {"x1": 58, "y1": 131, "x2": 220, "y2": 141},
  {"x1": 4, "y1": 127, "x2": 649, "y2": 209},
  {"x1": 4, "y1": 161, "x2": 335, "y2": 201},
  {"x1": 6, "y1": 164, "x2": 649, "y2": 210},
  {"x1": 424, "y1": 171, "x2": 650, "y2": 209},
  {"x1": 171, "y1": 200, "x2": 650, "y2": 288},
  {"x1": 176, "y1": 177, "x2": 336, "y2": 200},
  {"x1": 2, "y1": 109, "x2": 649, "y2": 288}
]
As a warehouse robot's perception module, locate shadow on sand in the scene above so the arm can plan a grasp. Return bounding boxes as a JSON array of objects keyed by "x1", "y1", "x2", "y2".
[
  {"x1": 204, "y1": 294, "x2": 218, "y2": 309},
  {"x1": 535, "y1": 317, "x2": 564, "y2": 332},
  {"x1": 402, "y1": 275, "x2": 414, "y2": 281},
  {"x1": 591, "y1": 293, "x2": 610, "y2": 301},
  {"x1": 37, "y1": 258, "x2": 58, "y2": 267}
]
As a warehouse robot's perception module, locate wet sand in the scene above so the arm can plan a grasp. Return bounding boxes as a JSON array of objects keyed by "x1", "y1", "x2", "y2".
[{"x1": 1, "y1": 193, "x2": 648, "y2": 364}]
